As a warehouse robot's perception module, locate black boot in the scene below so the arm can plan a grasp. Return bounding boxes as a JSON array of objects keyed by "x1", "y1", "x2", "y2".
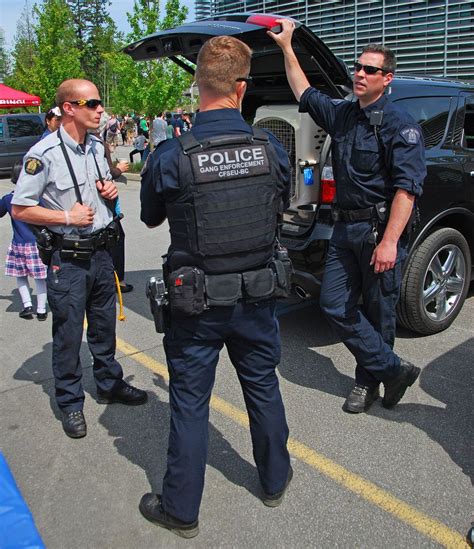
[
  {"x1": 62, "y1": 410, "x2": 87, "y2": 438},
  {"x1": 383, "y1": 360, "x2": 420, "y2": 408},
  {"x1": 139, "y1": 494, "x2": 199, "y2": 538},
  {"x1": 97, "y1": 382, "x2": 147, "y2": 405},
  {"x1": 343, "y1": 384, "x2": 380, "y2": 413},
  {"x1": 262, "y1": 466, "x2": 293, "y2": 507}
]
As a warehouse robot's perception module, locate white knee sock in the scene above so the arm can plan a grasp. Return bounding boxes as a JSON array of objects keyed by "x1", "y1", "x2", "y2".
[
  {"x1": 17, "y1": 276, "x2": 32, "y2": 308},
  {"x1": 35, "y1": 279, "x2": 47, "y2": 313}
]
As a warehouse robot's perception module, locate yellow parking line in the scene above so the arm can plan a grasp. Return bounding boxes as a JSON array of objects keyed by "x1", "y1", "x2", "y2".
[{"x1": 116, "y1": 337, "x2": 468, "y2": 548}]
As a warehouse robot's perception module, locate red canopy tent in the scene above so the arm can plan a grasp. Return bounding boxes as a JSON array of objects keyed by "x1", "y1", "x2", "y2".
[{"x1": 0, "y1": 83, "x2": 41, "y2": 109}]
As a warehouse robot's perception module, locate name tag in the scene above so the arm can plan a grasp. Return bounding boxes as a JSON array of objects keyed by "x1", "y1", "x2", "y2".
[{"x1": 191, "y1": 145, "x2": 270, "y2": 183}]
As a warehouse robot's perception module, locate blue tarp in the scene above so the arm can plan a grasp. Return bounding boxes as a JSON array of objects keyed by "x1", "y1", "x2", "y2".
[{"x1": 0, "y1": 452, "x2": 44, "y2": 549}]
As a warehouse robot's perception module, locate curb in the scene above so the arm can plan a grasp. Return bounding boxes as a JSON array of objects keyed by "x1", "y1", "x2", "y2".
[{"x1": 120, "y1": 173, "x2": 141, "y2": 183}]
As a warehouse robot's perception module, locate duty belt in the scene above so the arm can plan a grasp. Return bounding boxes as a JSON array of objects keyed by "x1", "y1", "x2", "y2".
[
  {"x1": 334, "y1": 201, "x2": 389, "y2": 223},
  {"x1": 335, "y1": 206, "x2": 376, "y2": 222},
  {"x1": 51, "y1": 229, "x2": 110, "y2": 251}
]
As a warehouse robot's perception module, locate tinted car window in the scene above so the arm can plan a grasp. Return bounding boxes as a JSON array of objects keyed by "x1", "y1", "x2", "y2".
[
  {"x1": 463, "y1": 105, "x2": 474, "y2": 149},
  {"x1": 6, "y1": 115, "x2": 44, "y2": 138},
  {"x1": 0, "y1": 121, "x2": 3, "y2": 138},
  {"x1": 393, "y1": 96, "x2": 451, "y2": 148}
]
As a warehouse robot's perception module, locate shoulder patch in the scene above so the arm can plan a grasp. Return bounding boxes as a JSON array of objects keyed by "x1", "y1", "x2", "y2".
[
  {"x1": 24, "y1": 157, "x2": 44, "y2": 175},
  {"x1": 400, "y1": 126, "x2": 421, "y2": 145}
]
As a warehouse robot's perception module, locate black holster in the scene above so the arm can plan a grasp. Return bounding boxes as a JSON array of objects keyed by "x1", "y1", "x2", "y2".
[
  {"x1": 269, "y1": 246, "x2": 293, "y2": 298},
  {"x1": 35, "y1": 228, "x2": 54, "y2": 266},
  {"x1": 146, "y1": 276, "x2": 168, "y2": 333}
]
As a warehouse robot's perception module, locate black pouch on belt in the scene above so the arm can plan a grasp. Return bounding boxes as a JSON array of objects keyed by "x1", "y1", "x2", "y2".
[
  {"x1": 168, "y1": 266, "x2": 206, "y2": 316},
  {"x1": 105, "y1": 221, "x2": 120, "y2": 249},
  {"x1": 60, "y1": 235, "x2": 94, "y2": 260},
  {"x1": 242, "y1": 268, "x2": 275, "y2": 303},
  {"x1": 205, "y1": 273, "x2": 242, "y2": 307}
]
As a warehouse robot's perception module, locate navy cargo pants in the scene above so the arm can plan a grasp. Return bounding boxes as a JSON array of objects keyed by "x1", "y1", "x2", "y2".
[
  {"x1": 47, "y1": 248, "x2": 124, "y2": 411},
  {"x1": 162, "y1": 299, "x2": 290, "y2": 523},
  {"x1": 320, "y1": 220, "x2": 408, "y2": 387}
]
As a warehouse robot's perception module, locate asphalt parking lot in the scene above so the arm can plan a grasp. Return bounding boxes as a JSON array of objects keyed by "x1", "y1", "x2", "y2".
[{"x1": 0, "y1": 166, "x2": 472, "y2": 548}]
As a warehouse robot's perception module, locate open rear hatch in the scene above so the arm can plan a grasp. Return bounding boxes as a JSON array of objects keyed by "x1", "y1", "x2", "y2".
[
  {"x1": 124, "y1": 13, "x2": 352, "y2": 110},
  {"x1": 124, "y1": 13, "x2": 352, "y2": 252}
]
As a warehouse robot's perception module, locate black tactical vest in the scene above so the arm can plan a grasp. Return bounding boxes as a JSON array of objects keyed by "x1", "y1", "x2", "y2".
[{"x1": 166, "y1": 128, "x2": 287, "y2": 274}]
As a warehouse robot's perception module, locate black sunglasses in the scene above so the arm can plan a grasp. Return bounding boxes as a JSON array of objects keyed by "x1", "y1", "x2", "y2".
[
  {"x1": 236, "y1": 77, "x2": 254, "y2": 88},
  {"x1": 354, "y1": 62, "x2": 388, "y2": 75},
  {"x1": 68, "y1": 98, "x2": 103, "y2": 108}
]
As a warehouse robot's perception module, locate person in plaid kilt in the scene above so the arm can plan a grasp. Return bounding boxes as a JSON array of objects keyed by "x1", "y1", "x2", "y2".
[{"x1": 0, "y1": 190, "x2": 48, "y2": 320}]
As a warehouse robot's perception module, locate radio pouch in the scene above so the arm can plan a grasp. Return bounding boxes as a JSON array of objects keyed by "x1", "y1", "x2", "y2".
[
  {"x1": 168, "y1": 266, "x2": 206, "y2": 316},
  {"x1": 105, "y1": 221, "x2": 120, "y2": 249}
]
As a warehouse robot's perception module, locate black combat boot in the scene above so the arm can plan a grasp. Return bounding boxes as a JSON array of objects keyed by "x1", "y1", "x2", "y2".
[
  {"x1": 382, "y1": 360, "x2": 420, "y2": 408},
  {"x1": 343, "y1": 384, "x2": 380, "y2": 413},
  {"x1": 139, "y1": 493, "x2": 199, "y2": 538}
]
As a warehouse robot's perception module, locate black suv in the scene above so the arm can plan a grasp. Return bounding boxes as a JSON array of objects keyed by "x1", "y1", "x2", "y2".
[
  {"x1": 0, "y1": 113, "x2": 45, "y2": 174},
  {"x1": 124, "y1": 13, "x2": 474, "y2": 335}
]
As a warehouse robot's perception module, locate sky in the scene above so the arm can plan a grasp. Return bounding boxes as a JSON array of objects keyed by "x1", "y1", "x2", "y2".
[{"x1": 0, "y1": 0, "x2": 196, "y2": 49}]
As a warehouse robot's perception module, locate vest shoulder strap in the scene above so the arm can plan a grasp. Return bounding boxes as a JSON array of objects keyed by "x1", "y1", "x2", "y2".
[
  {"x1": 177, "y1": 127, "x2": 270, "y2": 154},
  {"x1": 251, "y1": 126, "x2": 270, "y2": 143}
]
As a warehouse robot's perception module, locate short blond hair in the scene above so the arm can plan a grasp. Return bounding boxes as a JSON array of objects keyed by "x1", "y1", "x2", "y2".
[{"x1": 195, "y1": 36, "x2": 252, "y2": 97}]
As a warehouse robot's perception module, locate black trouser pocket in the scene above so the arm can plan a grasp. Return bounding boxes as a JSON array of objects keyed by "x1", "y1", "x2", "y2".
[{"x1": 47, "y1": 261, "x2": 71, "y2": 321}]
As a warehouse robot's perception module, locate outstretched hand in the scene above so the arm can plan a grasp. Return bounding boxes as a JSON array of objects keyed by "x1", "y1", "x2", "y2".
[{"x1": 267, "y1": 19, "x2": 295, "y2": 50}]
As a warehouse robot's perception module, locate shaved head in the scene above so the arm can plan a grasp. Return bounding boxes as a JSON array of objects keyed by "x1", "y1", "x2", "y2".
[
  {"x1": 56, "y1": 79, "x2": 99, "y2": 112},
  {"x1": 55, "y1": 78, "x2": 104, "y2": 139}
]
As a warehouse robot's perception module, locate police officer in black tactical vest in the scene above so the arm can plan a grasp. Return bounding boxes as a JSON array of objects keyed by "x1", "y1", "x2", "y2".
[{"x1": 139, "y1": 36, "x2": 293, "y2": 538}]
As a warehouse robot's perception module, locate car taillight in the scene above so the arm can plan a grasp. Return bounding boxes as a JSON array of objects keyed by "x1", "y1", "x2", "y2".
[
  {"x1": 246, "y1": 14, "x2": 292, "y2": 32},
  {"x1": 320, "y1": 165, "x2": 336, "y2": 204}
]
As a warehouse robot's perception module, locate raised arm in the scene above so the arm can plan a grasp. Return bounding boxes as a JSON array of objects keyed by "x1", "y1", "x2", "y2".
[{"x1": 267, "y1": 19, "x2": 311, "y2": 101}]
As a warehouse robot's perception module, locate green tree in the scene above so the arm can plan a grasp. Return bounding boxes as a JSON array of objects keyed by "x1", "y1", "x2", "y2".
[
  {"x1": 106, "y1": 0, "x2": 192, "y2": 114},
  {"x1": 5, "y1": 6, "x2": 37, "y2": 91},
  {"x1": 7, "y1": 0, "x2": 83, "y2": 107},
  {"x1": 66, "y1": 0, "x2": 118, "y2": 90},
  {"x1": 0, "y1": 31, "x2": 9, "y2": 82}
]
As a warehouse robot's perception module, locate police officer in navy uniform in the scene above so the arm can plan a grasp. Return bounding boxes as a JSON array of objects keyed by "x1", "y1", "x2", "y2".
[
  {"x1": 270, "y1": 21, "x2": 426, "y2": 413},
  {"x1": 12, "y1": 79, "x2": 147, "y2": 438},
  {"x1": 138, "y1": 36, "x2": 292, "y2": 537}
]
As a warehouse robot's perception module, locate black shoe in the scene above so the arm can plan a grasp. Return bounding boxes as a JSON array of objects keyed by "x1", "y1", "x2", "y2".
[
  {"x1": 139, "y1": 493, "x2": 199, "y2": 539},
  {"x1": 262, "y1": 466, "x2": 293, "y2": 507},
  {"x1": 117, "y1": 283, "x2": 134, "y2": 293},
  {"x1": 62, "y1": 410, "x2": 87, "y2": 438},
  {"x1": 343, "y1": 384, "x2": 380, "y2": 413},
  {"x1": 36, "y1": 312, "x2": 48, "y2": 321},
  {"x1": 97, "y1": 382, "x2": 148, "y2": 405},
  {"x1": 19, "y1": 306, "x2": 34, "y2": 319},
  {"x1": 382, "y1": 360, "x2": 420, "y2": 409}
]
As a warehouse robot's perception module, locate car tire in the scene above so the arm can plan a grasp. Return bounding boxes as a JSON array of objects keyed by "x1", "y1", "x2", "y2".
[{"x1": 397, "y1": 228, "x2": 471, "y2": 335}]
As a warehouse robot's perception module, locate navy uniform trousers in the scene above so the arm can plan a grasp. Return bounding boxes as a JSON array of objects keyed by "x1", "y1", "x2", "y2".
[
  {"x1": 47, "y1": 248, "x2": 124, "y2": 411},
  {"x1": 162, "y1": 299, "x2": 290, "y2": 523},
  {"x1": 320, "y1": 220, "x2": 408, "y2": 387}
]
